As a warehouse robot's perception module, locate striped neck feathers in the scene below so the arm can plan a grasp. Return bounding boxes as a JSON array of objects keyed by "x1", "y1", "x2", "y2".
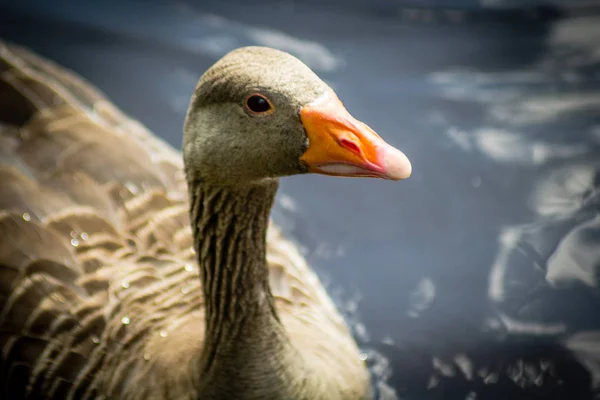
[{"x1": 188, "y1": 178, "x2": 305, "y2": 398}]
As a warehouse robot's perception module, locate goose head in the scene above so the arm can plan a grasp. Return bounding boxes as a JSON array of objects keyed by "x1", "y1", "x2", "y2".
[{"x1": 183, "y1": 46, "x2": 411, "y2": 186}]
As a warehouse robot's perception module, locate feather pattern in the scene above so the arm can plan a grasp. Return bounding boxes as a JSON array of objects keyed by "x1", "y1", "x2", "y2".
[{"x1": 0, "y1": 40, "x2": 365, "y2": 399}]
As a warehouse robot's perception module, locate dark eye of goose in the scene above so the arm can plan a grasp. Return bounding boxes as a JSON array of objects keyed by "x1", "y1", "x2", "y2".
[{"x1": 245, "y1": 94, "x2": 273, "y2": 114}]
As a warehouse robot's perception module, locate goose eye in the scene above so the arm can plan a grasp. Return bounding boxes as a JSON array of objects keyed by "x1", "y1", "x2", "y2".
[{"x1": 245, "y1": 94, "x2": 273, "y2": 114}]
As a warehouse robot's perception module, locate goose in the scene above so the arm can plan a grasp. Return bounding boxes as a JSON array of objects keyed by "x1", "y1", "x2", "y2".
[{"x1": 0, "y1": 40, "x2": 411, "y2": 400}]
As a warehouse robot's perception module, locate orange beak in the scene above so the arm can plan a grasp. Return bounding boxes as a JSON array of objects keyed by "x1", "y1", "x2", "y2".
[{"x1": 300, "y1": 91, "x2": 412, "y2": 180}]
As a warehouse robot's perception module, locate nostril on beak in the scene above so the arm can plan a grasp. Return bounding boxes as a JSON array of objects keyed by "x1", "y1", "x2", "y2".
[{"x1": 339, "y1": 138, "x2": 361, "y2": 155}]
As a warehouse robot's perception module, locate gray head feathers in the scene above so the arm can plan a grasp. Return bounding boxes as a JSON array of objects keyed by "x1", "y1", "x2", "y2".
[
  {"x1": 183, "y1": 47, "x2": 331, "y2": 186},
  {"x1": 191, "y1": 47, "x2": 328, "y2": 108}
]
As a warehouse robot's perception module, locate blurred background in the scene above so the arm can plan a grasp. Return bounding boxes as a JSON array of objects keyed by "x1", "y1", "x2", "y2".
[{"x1": 1, "y1": 0, "x2": 600, "y2": 398}]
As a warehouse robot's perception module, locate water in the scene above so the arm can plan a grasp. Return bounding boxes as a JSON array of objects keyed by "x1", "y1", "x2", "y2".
[{"x1": 1, "y1": 1, "x2": 600, "y2": 398}]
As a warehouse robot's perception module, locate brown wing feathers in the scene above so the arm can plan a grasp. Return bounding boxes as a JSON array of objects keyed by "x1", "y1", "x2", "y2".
[{"x1": 0, "y1": 40, "x2": 195, "y2": 399}]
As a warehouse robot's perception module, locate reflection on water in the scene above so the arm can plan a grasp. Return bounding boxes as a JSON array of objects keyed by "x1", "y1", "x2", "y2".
[{"x1": 425, "y1": 9, "x2": 600, "y2": 399}]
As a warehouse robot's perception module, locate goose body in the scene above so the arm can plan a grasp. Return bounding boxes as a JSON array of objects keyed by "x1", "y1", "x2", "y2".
[{"x1": 0, "y1": 41, "x2": 411, "y2": 399}]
